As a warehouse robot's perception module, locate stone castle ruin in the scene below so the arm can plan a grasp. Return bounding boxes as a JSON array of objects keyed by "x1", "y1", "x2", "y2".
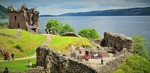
[
  {"x1": 29, "y1": 32, "x2": 133, "y2": 73},
  {"x1": 33, "y1": 45, "x2": 97, "y2": 73},
  {"x1": 7, "y1": 4, "x2": 40, "y2": 33},
  {"x1": 101, "y1": 32, "x2": 133, "y2": 51}
]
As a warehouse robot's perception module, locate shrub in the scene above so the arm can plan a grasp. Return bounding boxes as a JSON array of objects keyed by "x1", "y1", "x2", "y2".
[
  {"x1": 78, "y1": 28, "x2": 101, "y2": 39},
  {"x1": 115, "y1": 54, "x2": 150, "y2": 73},
  {"x1": 132, "y1": 34, "x2": 148, "y2": 59},
  {"x1": 14, "y1": 44, "x2": 24, "y2": 52}
]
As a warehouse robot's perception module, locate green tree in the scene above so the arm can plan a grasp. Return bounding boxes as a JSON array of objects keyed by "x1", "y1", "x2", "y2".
[
  {"x1": 78, "y1": 28, "x2": 101, "y2": 39},
  {"x1": 46, "y1": 19, "x2": 75, "y2": 35},
  {"x1": 46, "y1": 19, "x2": 63, "y2": 34},
  {"x1": 60, "y1": 24, "x2": 75, "y2": 34},
  {"x1": 132, "y1": 34, "x2": 148, "y2": 59}
]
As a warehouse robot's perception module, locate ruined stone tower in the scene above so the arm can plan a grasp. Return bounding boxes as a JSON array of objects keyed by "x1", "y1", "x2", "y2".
[{"x1": 7, "y1": 3, "x2": 40, "y2": 33}]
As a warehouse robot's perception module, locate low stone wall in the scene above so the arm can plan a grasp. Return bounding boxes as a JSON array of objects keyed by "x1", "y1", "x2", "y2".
[
  {"x1": 35, "y1": 45, "x2": 97, "y2": 73},
  {"x1": 97, "y1": 53, "x2": 128, "y2": 73},
  {"x1": 0, "y1": 29, "x2": 21, "y2": 39},
  {"x1": 64, "y1": 59, "x2": 97, "y2": 73},
  {"x1": 103, "y1": 32, "x2": 133, "y2": 50},
  {"x1": 0, "y1": 32, "x2": 17, "y2": 38}
]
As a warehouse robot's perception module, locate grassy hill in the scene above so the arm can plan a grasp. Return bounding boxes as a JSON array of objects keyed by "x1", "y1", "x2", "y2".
[
  {"x1": 0, "y1": 29, "x2": 93, "y2": 58},
  {"x1": 0, "y1": 29, "x2": 46, "y2": 58},
  {"x1": 0, "y1": 29, "x2": 93, "y2": 72}
]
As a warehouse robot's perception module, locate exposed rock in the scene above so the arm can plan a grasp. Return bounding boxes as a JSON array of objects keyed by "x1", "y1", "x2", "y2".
[
  {"x1": 103, "y1": 32, "x2": 133, "y2": 50},
  {"x1": 7, "y1": 4, "x2": 40, "y2": 34}
]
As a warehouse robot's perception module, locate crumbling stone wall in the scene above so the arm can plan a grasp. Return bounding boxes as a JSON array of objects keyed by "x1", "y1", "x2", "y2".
[
  {"x1": 7, "y1": 3, "x2": 40, "y2": 33},
  {"x1": 36, "y1": 45, "x2": 97, "y2": 73},
  {"x1": 98, "y1": 53, "x2": 128, "y2": 73},
  {"x1": 103, "y1": 32, "x2": 133, "y2": 50}
]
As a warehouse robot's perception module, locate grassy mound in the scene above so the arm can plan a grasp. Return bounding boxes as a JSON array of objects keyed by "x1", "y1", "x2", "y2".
[
  {"x1": 0, "y1": 29, "x2": 46, "y2": 58},
  {"x1": 49, "y1": 35, "x2": 93, "y2": 53}
]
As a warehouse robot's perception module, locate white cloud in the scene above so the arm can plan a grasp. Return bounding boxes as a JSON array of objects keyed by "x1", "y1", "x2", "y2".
[{"x1": 1, "y1": 0, "x2": 150, "y2": 15}]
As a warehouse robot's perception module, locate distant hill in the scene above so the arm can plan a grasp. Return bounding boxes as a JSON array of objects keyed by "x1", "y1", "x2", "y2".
[
  {"x1": 60, "y1": 7, "x2": 150, "y2": 16},
  {"x1": 40, "y1": 15, "x2": 56, "y2": 17},
  {"x1": 0, "y1": 5, "x2": 8, "y2": 19}
]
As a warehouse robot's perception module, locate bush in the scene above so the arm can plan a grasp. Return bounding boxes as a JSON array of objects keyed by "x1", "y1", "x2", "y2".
[
  {"x1": 14, "y1": 44, "x2": 24, "y2": 52},
  {"x1": 114, "y1": 54, "x2": 150, "y2": 73},
  {"x1": 46, "y1": 19, "x2": 75, "y2": 34},
  {"x1": 132, "y1": 34, "x2": 148, "y2": 59},
  {"x1": 78, "y1": 28, "x2": 101, "y2": 39},
  {"x1": 0, "y1": 22, "x2": 8, "y2": 27}
]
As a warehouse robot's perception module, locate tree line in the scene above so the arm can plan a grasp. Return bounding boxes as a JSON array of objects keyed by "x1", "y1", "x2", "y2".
[{"x1": 46, "y1": 19, "x2": 101, "y2": 39}]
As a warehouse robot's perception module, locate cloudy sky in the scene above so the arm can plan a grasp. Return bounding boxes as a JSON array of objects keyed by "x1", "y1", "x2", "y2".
[{"x1": 0, "y1": 0, "x2": 150, "y2": 15}]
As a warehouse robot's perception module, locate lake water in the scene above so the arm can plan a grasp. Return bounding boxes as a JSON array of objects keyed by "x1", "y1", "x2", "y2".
[{"x1": 1, "y1": 16, "x2": 150, "y2": 53}]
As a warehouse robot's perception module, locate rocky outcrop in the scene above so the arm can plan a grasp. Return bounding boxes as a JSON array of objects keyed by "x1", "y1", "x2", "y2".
[
  {"x1": 34, "y1": 45, "x2": 97, "y2": 73},
  {"x1": 103, "y1": 32, "x2": 133, "y2": 50}
]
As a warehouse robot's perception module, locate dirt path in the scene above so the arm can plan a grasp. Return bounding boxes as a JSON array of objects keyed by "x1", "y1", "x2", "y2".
[
  {"x1": 0, "y1": 34, "x2": 53, "y2": 62},
  {"x1": 43, "y1": 34, "x2": 53, "y2": 45},
  {"x1": 0, "y1": 55, "x2": 36, "y2": 62}
]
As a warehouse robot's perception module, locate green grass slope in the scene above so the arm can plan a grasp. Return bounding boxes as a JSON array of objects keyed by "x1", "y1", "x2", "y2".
[
  {"x1": 0, "y1": 29, "x2": 46, "y2": 58},
  {"x1": 0, "y1": 58, "x2": 36, "y2": 72},
  {"x1": 49, "y1": 35, "x2": 93, "y2": 53}
]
